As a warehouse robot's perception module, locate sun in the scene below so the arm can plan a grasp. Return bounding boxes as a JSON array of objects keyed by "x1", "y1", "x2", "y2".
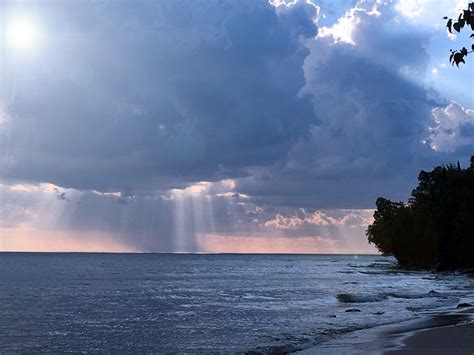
[{"x1": 6, "y1": 16, "x2": 41, "y2": 51}]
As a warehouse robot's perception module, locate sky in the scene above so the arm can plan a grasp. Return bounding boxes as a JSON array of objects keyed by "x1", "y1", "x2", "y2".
[{"x1": 0, "y1": 0, "x2": 473, "y2": 253}]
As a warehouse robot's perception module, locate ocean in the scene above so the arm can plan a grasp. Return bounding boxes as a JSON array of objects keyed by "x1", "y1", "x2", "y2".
[{"x1": 1, "y1": 253, "x2": 473, "y2": 353}]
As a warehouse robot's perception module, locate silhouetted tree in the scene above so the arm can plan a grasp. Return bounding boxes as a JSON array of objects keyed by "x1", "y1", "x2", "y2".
[
  {"x1": 367, "y1": 156, "x2": 474, "y2": 270},
  {"x1": 445, "y1": 2, "x2": 474, "y2": 66}
]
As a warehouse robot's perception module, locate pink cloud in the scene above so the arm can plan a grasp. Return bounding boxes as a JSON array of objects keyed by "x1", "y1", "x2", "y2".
[{"x1": 0, "y1": 228, "x2": 137, "y2": 253}]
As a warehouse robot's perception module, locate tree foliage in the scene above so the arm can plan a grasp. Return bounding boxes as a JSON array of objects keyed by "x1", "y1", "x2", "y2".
[
  {"x1": 367, "y1": 157, "x2": 474, "y2": 270},
  {"x1": 445, "y1": 2, "x2": 474, "y2": 66}
]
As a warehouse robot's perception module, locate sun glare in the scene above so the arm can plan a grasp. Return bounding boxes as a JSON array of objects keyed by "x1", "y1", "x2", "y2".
[{"x1": 6, "y1": 16, "x2": 41, "y2": 51}]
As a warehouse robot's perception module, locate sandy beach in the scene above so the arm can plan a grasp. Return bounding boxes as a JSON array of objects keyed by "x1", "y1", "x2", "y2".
[
  {"x1": 385, "y1": 323, "x2": 474, "y2": 354},
  {"x1": 297, "y1": 308, "x2": 474, "y2": 354}
]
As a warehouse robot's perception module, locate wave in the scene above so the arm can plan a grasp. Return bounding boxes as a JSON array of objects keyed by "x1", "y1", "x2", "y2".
[
  {"x1": 337, "y1": 293, "x2": 387, "y2": 303},
  {"x1": 336, "y1": 290, "x2": 444, "y2": 304},
  {"x1": 387, "y1": 290, "x2": 442, "y2": 299}
]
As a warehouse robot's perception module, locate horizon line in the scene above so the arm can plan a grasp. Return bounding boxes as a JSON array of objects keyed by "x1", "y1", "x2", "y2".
[{"x1": 0, "y1": 251, "x2": 381, "y2": 256}]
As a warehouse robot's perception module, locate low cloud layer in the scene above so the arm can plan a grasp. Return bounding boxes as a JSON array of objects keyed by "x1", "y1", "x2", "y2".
[{"x1": 0, "y1": 181, "x2": 375, "y2": 252}]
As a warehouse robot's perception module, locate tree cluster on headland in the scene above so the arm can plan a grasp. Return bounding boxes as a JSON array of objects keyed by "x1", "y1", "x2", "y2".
[{"x1": 367, "y1": 156, "x2": 474, "y2": 270}]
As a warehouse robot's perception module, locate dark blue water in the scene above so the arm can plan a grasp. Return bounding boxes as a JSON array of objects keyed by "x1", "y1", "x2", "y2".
[{"x1": 1, "y1": 253, "x2": 473, "y2": 352}]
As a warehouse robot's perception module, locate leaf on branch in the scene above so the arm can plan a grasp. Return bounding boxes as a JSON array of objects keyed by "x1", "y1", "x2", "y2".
[
  {"x1": 447, "y1": 19, "x2": 453, "y2": 33},
  {"x1": 444, "y1": 4, "x2": 474, "y2": 66},
  {"x1": 453, "y1": 52, "x2": 466, "y2": 67},
  {"x1": 463, "y1": 10, "x2": 471, "y2": 23}
]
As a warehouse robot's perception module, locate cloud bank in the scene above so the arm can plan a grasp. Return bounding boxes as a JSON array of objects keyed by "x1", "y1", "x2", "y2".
[
  {"x1": 1, "y1": 0, "x2": 473, "y2": 252},
  {"x1": 1, "y1": 0, "x2": 317, "y2": 192}
]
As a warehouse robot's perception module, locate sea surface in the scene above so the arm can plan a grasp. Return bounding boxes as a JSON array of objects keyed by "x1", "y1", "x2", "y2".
[{"x1": 1, "y1": 253, "x2": 473, "y2": 353}]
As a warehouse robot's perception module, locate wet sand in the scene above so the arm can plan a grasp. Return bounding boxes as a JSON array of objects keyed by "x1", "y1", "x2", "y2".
[
  {"x1": 385, "y1": 322, "x2": 474, "y2": 354},
  {"x1": 296, "y1": 309, "x2": 474, "y2": 354}
]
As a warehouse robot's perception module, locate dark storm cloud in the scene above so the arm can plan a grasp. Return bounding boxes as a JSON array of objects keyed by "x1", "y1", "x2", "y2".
[
  {"x1": 1, "y1": 0, "x2": 317, "y2": 192},
  {"x1": 1, "y1": 0, "x2": 473, "y2": 248},
  {"x1": 235, "y1": 0, "x2": 472, "y2": 209}
]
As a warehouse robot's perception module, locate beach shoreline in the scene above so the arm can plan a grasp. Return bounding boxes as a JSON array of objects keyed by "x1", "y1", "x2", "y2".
[{"x1": 296, "y1": 307, "x2": 474, "y2": 354}]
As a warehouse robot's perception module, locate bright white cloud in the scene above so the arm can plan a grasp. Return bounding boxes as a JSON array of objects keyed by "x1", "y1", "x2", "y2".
[
  {"x1": 264, "y1": 209, "x2": 373, "y2": 229},
  {"x1": 318, "y1": 0, "x2": 381, "y2": 44},
  {"x1": 395, "y1": 0, "x2": 465, "y2": 26},
  {"x1": 264, "y1": 214, "x2": 305, "y2": 229},
  {"x1": 427, "y1": 102, "x2": 474, "y2": 153}
]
